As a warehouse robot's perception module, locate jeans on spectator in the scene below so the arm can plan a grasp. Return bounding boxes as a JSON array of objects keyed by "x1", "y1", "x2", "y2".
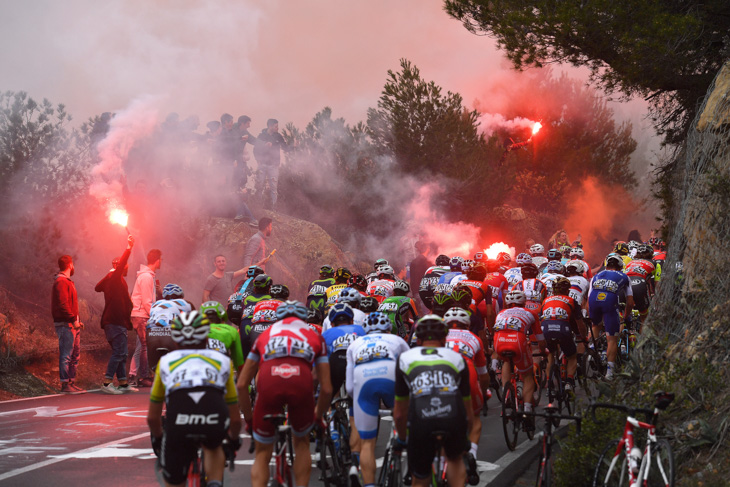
[
  {"x1": 129, "y1": 317, "x2": 149, "y2": 378},
  {"x1": 55, "y1": 323, "x2": 80, "y2": 383},
  {"x1": 237, "y1": 199, "x2": 256, "y2": 221},
  {"x1": 257, "y1": 165, "x2": 279, "y2": 208},
  {"x1": 104, "y1": 324, "x2": 128, "y2": 381}
]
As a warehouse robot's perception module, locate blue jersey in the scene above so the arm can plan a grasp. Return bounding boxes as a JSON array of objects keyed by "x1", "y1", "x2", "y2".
[
  {"x1": 589, "y1": 270, "x2": 632, "y2": 297},
  {"x1": 438, "y1": 271, "x2": 463, "y2": 285},
  {"x1": 321, "y1": 324, "x2": 366, "y2": 358}
]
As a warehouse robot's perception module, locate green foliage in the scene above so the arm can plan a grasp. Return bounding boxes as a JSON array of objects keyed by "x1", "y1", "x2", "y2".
[{"x1": 444, "y1": 0, "x2": 729, "y2": 146}]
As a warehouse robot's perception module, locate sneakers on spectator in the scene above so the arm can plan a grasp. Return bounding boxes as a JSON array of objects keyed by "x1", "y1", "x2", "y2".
[
  {"x1": 118, "y1": 383, "x2": 139, "y2": 393},
  {"x1": 68, "y1": 382, "x2": 86, "y2": 393},
  {"x1": 138, "y1": 377, "x2": 154, "y2": 388},
  {"x1": 60, "y1": 382, "x2": 85, "y2": 394},
  {"x1": 247, "y1": 220, "x2": 258, "y2": 228},
  {"x1": 128, "y1": 375, "x2": 139, "y2": 387},
  {"x1": 101, "y1": 383, "x2": 123, "y2": 395}
]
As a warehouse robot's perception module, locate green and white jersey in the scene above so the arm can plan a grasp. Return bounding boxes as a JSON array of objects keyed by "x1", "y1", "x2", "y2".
[
  {"x1": 395, "y1": 346, "x2": 470, "y2": 421},
  {"x1": 378, "y1": 296, "x2": 415, "y2": 338},
  {"x1": 207, "y1": 323, "x2": 245, "y2": 370}
]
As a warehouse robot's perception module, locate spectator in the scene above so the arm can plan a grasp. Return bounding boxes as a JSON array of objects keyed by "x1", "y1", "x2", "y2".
[
  {"x1": 95, "y1": 236, "x2": 138, "y2": 394},
  {"x1": 129, "y1": 248, "x2": 163, "y2": 387},
  {"x1": 202, "y1": 255, "x2": 253, "y2": 305},
  {"x1": 525, "y1": 238, "x2": 536, "y2": 251},
  {"x1": 548, "y1": 229, "x2": 571, "y2": 250},
  {"x1": 409, "y1": 241, "x2": 432, "y2": 315},
  {"x1": 243, "y1": 217, "x2": 273, "y2": 271},
  {"x1": 253, "y1": 118, "x2": 294, "y2": 209},
  {"x1": 51, "y1": 255, "x2": 85, "y2": 394}
]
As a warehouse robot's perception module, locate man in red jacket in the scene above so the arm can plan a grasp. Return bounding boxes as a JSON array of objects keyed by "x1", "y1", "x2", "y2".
[
  {"x1": 52, "y1": 254, "x2": 85, "y2": 394},
  {"x1": 95, "y1": 235, "x2": 138, "y2": 394}
]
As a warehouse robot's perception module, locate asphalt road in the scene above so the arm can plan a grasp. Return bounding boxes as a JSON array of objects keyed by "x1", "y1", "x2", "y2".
[{"x1": 0, "y1": 387, "x2": 550, "y2": 487}]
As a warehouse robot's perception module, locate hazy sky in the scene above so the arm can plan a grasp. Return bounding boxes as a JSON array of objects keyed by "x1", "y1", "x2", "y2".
[{"x1": 0, "y1": 0, "x2": 656, "y2": 141}]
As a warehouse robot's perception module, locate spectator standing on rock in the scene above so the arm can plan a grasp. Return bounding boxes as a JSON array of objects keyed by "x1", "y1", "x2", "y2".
[
  {"x1": 202, "y1": 255, "x2": 253, "y2": 305},
  {"x1": 129, "y1": 249, "x2": 163, "y2": 387},
  {"x1": 253, "y1": 119, "x2": 295, "y2": 209},
  {"x1": 51, "y1": 255, "x2": 85, "y2": 394},
  {"x1": 95, "y1": 235, "x2": 139, "y2": 394},
  {"x1": 243, "y1": 217, "x2": 274, "y2": 272}
]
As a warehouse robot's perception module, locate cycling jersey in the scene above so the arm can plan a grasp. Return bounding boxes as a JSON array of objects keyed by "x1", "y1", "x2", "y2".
[
  {"x1": 511, "y1": 278, "x2": 547, "y2": 322},
  {"x1": 346, "y1": 333, "x2": 410, "y2": 439},
  {"x1": 493, "y1": 307, "x2": 541, "y2": 373},
  {"x1": 366, "y1": 278, "x2": 395, "y2": 303},
  {"x1": 567, "y1": 275, "x2": 590, "y2": 306},
  {"x1": 146, "y1": 299, "x2": 193, "y2": 371},
  {"x1": 446, "y1": 329, "x2": 488, "y2": 414},
  {"x1": 147, "y1": 299, "x2": 193, "y2": 329},
  {"x1": 540, "y1": 273, "x2": 566, "y2": 296},
  {"x1": 419, "y1": 265, "x2": 449, "y2": 308},
  {"x1": 503, "y1": 267, "x2": 523, "y2": 286},
  {"x1": 625, "y1": 259, "x2": 656, "y2": 283},
  {"x1": 321, "y1": 323, "x2": 366, "y2": 393},
  {"x1": 438, "y1": 271, "x2": 463, "y2": 286},
  {"x1": 325, "y1": 283, "x2": 347, "y2": 307},
  {"x1": 577, "y1": 259, "x2": 593, "y2": 279},
  {"x1": 207, "y1": 322, "x2": 245, "y2": 370},
  {"x1": 459, "y1": 279, "x2": 490, "y2": 305},
  {"x1": 378, "y1": 296, "x2": 418, "y2": 338},
  {"x1": 483, "y1": 272, "x2": 508, "y2": 299},
  {"x1": 307, "y1": 277, "x2": 335, "y2": 312},
  {"x1": 588, "y1": 270, "x2": 634, "y2": 334},
  {"x1": 321, "y1": 307, "x2": 367, "y2": 332},
  {"x1": 540, "y1": 294, "x2": 582, "y2": 356}
]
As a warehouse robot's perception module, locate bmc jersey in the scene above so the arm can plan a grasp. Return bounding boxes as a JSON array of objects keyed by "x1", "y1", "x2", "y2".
[
  {"x1": 150, "y1": 348, "x2": 237, "y2": 404},
  {"x1": 589, "y1": 270, "x2": 634, "y2": 297},
  {"x1": 494, "y1": 307, "x2": 541, "y2": 338},
  {"x1": 625, "y1": 259, "x2": 656, "y2": 284},
  {"x1": 248, "y1": 317, "x2": 328, "y2": 370},
  {"x1": 322, "y1": 324, "x2": 366, "y2": 358},
  {"x1": 445, "y1": 329, "x2": 488, "y2": 375},
  {"x1": 147, "y1": 299, "x2": 193, "y2": 329},
  {"x1": 367, "y1": 279, "x2": 396, "y2": 303},
  {"x1": 395, "y1": 347, "x2": 470, "y2": 421}
]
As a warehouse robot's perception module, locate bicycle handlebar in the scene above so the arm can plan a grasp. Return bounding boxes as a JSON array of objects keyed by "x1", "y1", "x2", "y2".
[
  {"x1": 590, "y1": 402, "x2": 655, "y2": 423},
  {"x1": 525, "y1": 409, "x2": 582, "y2": 434}
]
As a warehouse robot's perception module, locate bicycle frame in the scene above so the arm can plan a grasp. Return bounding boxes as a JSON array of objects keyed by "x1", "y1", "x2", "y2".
[{"x1": 605, "y1": 415, "x2": 664, "y2": 486}]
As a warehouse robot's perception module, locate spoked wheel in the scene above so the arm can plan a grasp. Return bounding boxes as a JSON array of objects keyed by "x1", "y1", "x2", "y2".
[
  {"x1": 580, "y1": 348, "x2": 604, "y2": 400},
  {"x1": 547, "y1": 365, "x2": 564, "y2": 427},
  {"x1": 489, "y1": 367, "x2": 503, "y2": 403},
  {"x1": 378, "y1": 447, "x2": 391, "y2": 487},
  {"x1": 593, "y1": 440, "x2": 625, "y2": 487},
  {"x1": 501, "y1": 383, "x2": 519, "y2": 451},
  {"x1": 319, "y1": 433, "x2": 341, "y2": 487},
  {"x1": 646, "y1": 439, "x2": 675, "y2": 487}
]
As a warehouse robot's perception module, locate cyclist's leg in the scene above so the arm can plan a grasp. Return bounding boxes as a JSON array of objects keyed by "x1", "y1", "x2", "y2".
[
  {"x1": 514, "y1": 337, "x2": 535, "y2": 409},
  {"x1": 292, "y1": 434, "x2": 312, "y2": 487},
  {"x1": 442, "y1": 425, "x2": 469, "y2": 487},
  {"x1": 201, "y1": 445, "x2": 226, "y2": 484},
  {"x1": 251, "y1": 442, "x2": 275, "y2": 487}
]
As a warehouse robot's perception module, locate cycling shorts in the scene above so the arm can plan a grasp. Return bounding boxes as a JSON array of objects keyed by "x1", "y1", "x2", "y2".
[
  {"x1": 541, "y1": 320, "x2": 577, "y2": 357},
  {"x1": 146, "y1": 328, "x2": 177, "y2": 372},
  {"x1": 494, "y1": 331, "x2": 532, "y2": 374},
  {"x1": 467, "y1": 362, "x2": 483, "y2": 414},
  {"x1": 329, "y1": 350, "x2": 348, "y2": 394},
  {"x1": 161, "y1": 387, "x2": 229, "y2": 485},
  {"x1": 629, "y1": 278, "x2": 650, "y2": 312},
  {"x1": 407, "y1": 416, "x2": 469, "y2": 480},
  {"x1": 253, "y1": 359, "x2": 315, "y2": 444},
  {"x1": 588, "y1": 291, "x2": 621, "y2": 336},
  {"x1": 351, "y1": 360, "x2": 396, "y2": 440}
]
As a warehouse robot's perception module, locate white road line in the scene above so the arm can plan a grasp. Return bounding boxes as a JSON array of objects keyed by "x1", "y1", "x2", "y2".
[
  {"x1": 61, "y1": 407, "x2": 132, "y2": 417},
  {"x1": 0, "y1": 390, "x2": 102, "y2": 404},
  {"x1": 0, "y1": 432, "x2": 149, "y2": 482}
]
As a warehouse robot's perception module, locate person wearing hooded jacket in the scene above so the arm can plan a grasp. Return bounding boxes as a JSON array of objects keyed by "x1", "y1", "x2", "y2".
[{"x1": 129, "y1": 248, "x2": 162, "y2": 387}]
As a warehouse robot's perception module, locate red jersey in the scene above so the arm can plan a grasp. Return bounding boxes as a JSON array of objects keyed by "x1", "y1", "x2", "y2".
[
  {"x1": 494, "y1": 307, "x2": 542, "y2": 338},
  {"x1": 625, "y1": 259, "x2": 656, "y2": 283},
  {"x1": 446, "y1": 329, "x2": 488, "y2": 374},
  {"x1": 460, "y1": 279, "x2": 489, "y2": 305},
  {"x1": 511, "y1": 278, "x2": 546, "y2": 322},
  {"x1": 251, "y1": 299, "x2": 283, "y2": 325},
  {"x1": 482, "y1": 272, "x2": 508, "y2": 300},
  {"x1": 248, "y1": 317, "x2": 328, "y2": 368},
  {"x1": 366, "y1": 279, "x2": 395, "y2": 304},
  {"x1": 540, "y1": 295, "x2": 580, "y2": 325}
]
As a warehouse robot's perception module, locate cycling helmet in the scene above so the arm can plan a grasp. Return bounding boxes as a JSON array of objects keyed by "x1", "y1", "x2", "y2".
[
  {"x1": 200, "y1": 301, "x2": 228, "y2": 323},
  {"x1": 435, "y1": 254, "x2": 450, "y2": 266},
  {"x1": 547, "y1": 249, "x2": 561, "y2": 261},
  {"x1": 648, "y1": 237, "x2": 660, "y2": 247},
  {"x1": 569, "y1": 247, "x2": 585, "y2": 260},
  {"x1": 497, "y1": 252, "x2": 512, "y2": 266},
  {"x1": 338, "y1": 287, "x2": 362, "y2": 308},
  {"x1": 486, "y1": 259, "x2": 501, "y2": 273},
  {"x1": 504, "y1": 290, "x2": 526, "y2": 308},
  {"x1": 364, "y1": 311, "x2": 391, "y2": 334},
  {"x1": 515, "y1": 253, "x2": 532, "y2": 266},
  {"x1": 171, "y1": 311, "x2": 210, "y2": 346},
  {"x1": 559, "y1": 245, "x2": 572, "y2": 258},
  {"x1": 473, "y1": 251, "x2": 486, "y2": 263},
  {"x1": 605, "y1": 253, "x2": 624, "y2": 270},
  {"x1": 347, "y1": 274, "x2": 368, "y2": 292},
  {"x1": 319, "y1": 265, "x2": 335, "y2": 278},
  {"x1": 565, "y1": 260, "x2": 585, "y2": 276},
  {"x1": 449, "y1": 256, "x2": 464, "y2": 271},
  {"x1": 628, "y1": 241, "x2": 640, "y2": 252},
  {"x1": 392, "y1": 280, "x2": 410, "y2": 296},
  {"x1": 450, "y1": 283, "x2": 473, "y2": 309},
  {"x1": 546, "y1": 260, "x2": 565, "y2": 275},
  {"x1": 431, "y1": 290, "x2": 455, "y2": 316},
  {"x1": 530, "y1": 244, "x2": 545, "y2": 256},
  {"x1": 373, "y1": 258, "x2": 389, "y2": 270},
  {"x1": 461, "y1": 259, "x2": 475, "y2": 273},
  {"x1": 466, "y1": 262, "x2": 487, "y2": 281},
  {"x1": 520, "y1": 263, "x2": 539, "y2": 279},
  {"x1": 614, "y1": 242, "x2": 629, "y2": 256},
  {"x1": 552, "y1": 277, "x2": 572, "y2": 295},
  {"x1": 444, "y1": 307, "x2": 471, "y2": 329},
  {"x1": 270, "y1": 284, "x2": 290, "y2": 300},
  {"x1": 307, "y1": 307, "x2": 323, "y2": 325},
  {"x1": 637, "y1": 244, "x2": 653, "y2": 260},
  {"x1": 659, "y1": 240, "x2": 667, "y2": 250},
  {"x1": 335, "y1": 267, "x2": 353, "y2": 281},
  {"x1": 246, "y1": 265, "x2": 264, "y2": 278},
  {"x1": 328, "y1": 302, "x2": 355, "y2": 326},
  {"x1": 275, "y1": 300, "x2": 309, "y2": 321},
  {"x1": 360, "y1": 296, "x2": 379, "y2": 313},
  {"x1": 414, "y1": 315, "x2": 448, "y2": 341},
  {"x1": 377, "y1": 265, "x2": 396, "y2": 279},
  {"x1": 253, "y1": 274, "x2": 272, "y2": 291},
  {"x1": 162, "y1": 283, "x2": 184, "y2": 299}
]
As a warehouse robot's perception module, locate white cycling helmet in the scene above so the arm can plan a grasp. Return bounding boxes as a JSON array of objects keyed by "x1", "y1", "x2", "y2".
[
  {"x1": 565, "y1": 260, "x2": 585, "y2": 275},
  {"x1": 569, "y1": 247, "x2": 585, "y2": 260},
  {"x1": 443, "y1": 307, "x2": 470, "y2": 329},
  {"x1": 529, "y1": 244, "x2": 545, "y2": 256},
  {"x1": 364, "y1": 311, "x2": 391, "y2": 334},
  {"x1": 504, "y1": 290, "x2": 527, "y2": 308}
]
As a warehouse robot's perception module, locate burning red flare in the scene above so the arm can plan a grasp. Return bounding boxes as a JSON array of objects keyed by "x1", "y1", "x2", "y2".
[
  {"x1": 484, "y1": 242, "x2": 514, "y2": 260},
  {"x1": 109, "y1": 208, "x2": 130, "y2": 234},
  {"x1": 532, "y1": 122, "x2": 543, "y2": 136}
]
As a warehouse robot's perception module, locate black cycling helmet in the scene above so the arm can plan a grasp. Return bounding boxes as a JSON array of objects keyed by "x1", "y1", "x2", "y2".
[
  {"x1": 360, "y1": 296, "x2": 379, "y2": 313},
  {"x1": 450, "y1": 283, "x2": 473, "y2": 310},
  {"x1": 319, "y1": 265, "x2": 335, "y2": 278},
  {"x1": 335, "y1": 267, "x2": 352, "y2": 282},
  {"x1": 547, "y1": 249, "x2": 561, "y2": 261},
  {"x1": 307, "y1": 307, "x2": 323, "y2": 325},
  {"x1": 414, "y1": 315, "x2": 448, "y2": 341},
  {"x1": 435, "y1": 254, "x2": 450, "y2": 266},
  {"x1": 348, "y1": 274, "x2": 368, "y2": 292},
  {"x1": 270, "y1": 284, "x2": 290, "y2": 300},
  {"x1": 614, "y1": 242, "x2": 629, "y2": 256},
  {"x1": 253, "y1": 274, "x2": 272, "y2": 291},
  {"x1": 520, "y1": 263, "x2": 539, "y2": 279},
  {"x1": 431, "y1": 290, "x2": 456, "y2": 317},
  {"x1": 247, "y1": 265, "x2": 264, "y2": 278},
  {"x1": 466, "y1": 263, "x2": 487, "y2": 281}
]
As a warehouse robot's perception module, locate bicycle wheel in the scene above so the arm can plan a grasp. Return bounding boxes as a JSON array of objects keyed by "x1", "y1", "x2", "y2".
[
  {"x1": 379, "y1": 447, "x2": 392, "y2": 487},
  {"x1": 580, "y1": 348, "x2": 603, "y2": 399},
  {"x1": 593, "y1": 440, "x2": 627, "y2": 487},
  {"x1": 387, "y1": 454, "x2": 402, "y2": 487},
  {"x1": 645, "y1": 438, "x2": 674, "y2": 487},
  {"x1": 547, "y1": 365, "x2": 563, "y2": 427},
  {"x1": 320, "y1": 433, "x2": 341, "y2": 487},
  {"x1": 489, "y1": 367, "x2": 503, "y2": 403},
  {"x1": 501, "y1": 383, "x2": 519, "y2": 451},
  {"x1": 533, "y1": 360, "x2": 546, "y2": 407}
]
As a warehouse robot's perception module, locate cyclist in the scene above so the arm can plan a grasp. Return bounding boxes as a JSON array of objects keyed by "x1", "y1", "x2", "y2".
[
  {"x1": 227, "y1": 265, "x2": 264, "y2": 327},
  {"x1": 366, "y1": 265, "x2": 397, "y2": 303},
  {"x1": 496, "y1": 252, "x2": 512, "y2": 273},
  {"x1": 269, "y1": 284, "x2": 290, "y2": 301},
  {"x1": 529, "y1": 243, "x2": 548, "y2": 268},
  {"x1": 239, "y1": 274, "x2": 273, "y2": 357},
  {"x1": 393, "y1": 315, "x2": 473, "y2": 487},
  {"x1": 564, "y1": 261, "x2": 589, "y2": 309},
  {"x1": 346, "y1": 311, "x2": 410, "y2": 487},
  {"x1": 365, "y1": 258, "x2": 390, "y2": 284},
  {"x1": 307, "y1": 265, "x2": 335, "y2": 313},
  {"x1": 559, "y1": 245, "x2": 572, "y2": 265},
  {"x1": 624, "y1": 244, "x2": 656, "y2": 323},
  {"x1": 419, "y1": 254, "x2": 451, "y2": 310},
  {"x1": 201, "y1": 301, "x2": 245, "y2": 372},
  {"x1": 321, "y1": 287, "x2": 368, "y2": 331},
  {"x1": 457, "y1": 263, "x2": 495, "y2": 333},
  {"x1": 504, "y1": 253, "x2": 531, "y2": 286},
  {"x1": 612, "y1": 242, "x2": 633, "y2": 267},
  {"x1": 444, "y1": 307, "x2": 489, "y2": 484},
  {"x1": 540, "y1": 260, "x2": 567, "y2": 296},
  {"x1": 147, "y1": 311, "x2": 241, "y2": 487},
  {"x1": 360, "y1": 296, "x2": 380, "y2": 314},
  {"x1": 322, "y1": 303, "x2": 366, "y2": 393},
  {"x1": 430, "y1": 285, "x2": 456, "y2": 317},
  {"x1": 588, "y1": 254, "x2": 634, "y2": 379},
  {"x1": 569, "y1": 247, "x2": 592, "y2": 279},
  {"x1": 493, "y1": 291, "x2": 546, "y2": 430},
  {"x1": 541, "y1": 277, "x2": 587, "y2": 392},
  {"x1": 347, "y1": 274, "x2": 369, "y2": 295},
  {"x1": 483, "y1": 259, "x2": 508, "y2": 310},
  {"x1": 247, "y1": 290, "x2": 284, "y2": 352},
  {"x1": 325, "y1": 267, "x2": 352, "y2": 308},
  {"x1": 378, "y1": 280, "x2": 419, "y2": 338},
  {"x1": 511, "y1": 263, "x2": 547, "y2": 323},
  {"x1": 237, "y1": 300, "x2": 332, "y2": 487},
  {"x1": 146, "y1": 283, "x2": 193, "y2": 372}
]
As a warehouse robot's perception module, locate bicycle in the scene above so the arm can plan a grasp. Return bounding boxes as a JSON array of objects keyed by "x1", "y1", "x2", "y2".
[
  {"x1": 545, "y1": 349, "x2": 573, "y2": 427},
  {"x1": 501, "y1": 351, "x2": 535, "y2": 451},
  {"x1": 320, "y1": 397, "x2": 353, "y2": 487},
  {"x1": 592, "y1": 391, "x2": 675, "y2": 487},
  {"x1": 528, "y1": 403, "x2": 582, "y2": 487},
  {"x1": 577, "y1": 331, "x2": 605, "y2": 400},
  {"x1": 378, "y1": 417, "x2": 404, "y2": 487},
  {"x1": 264, "y1": 413, "x2": 295, "y2": 487}
]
